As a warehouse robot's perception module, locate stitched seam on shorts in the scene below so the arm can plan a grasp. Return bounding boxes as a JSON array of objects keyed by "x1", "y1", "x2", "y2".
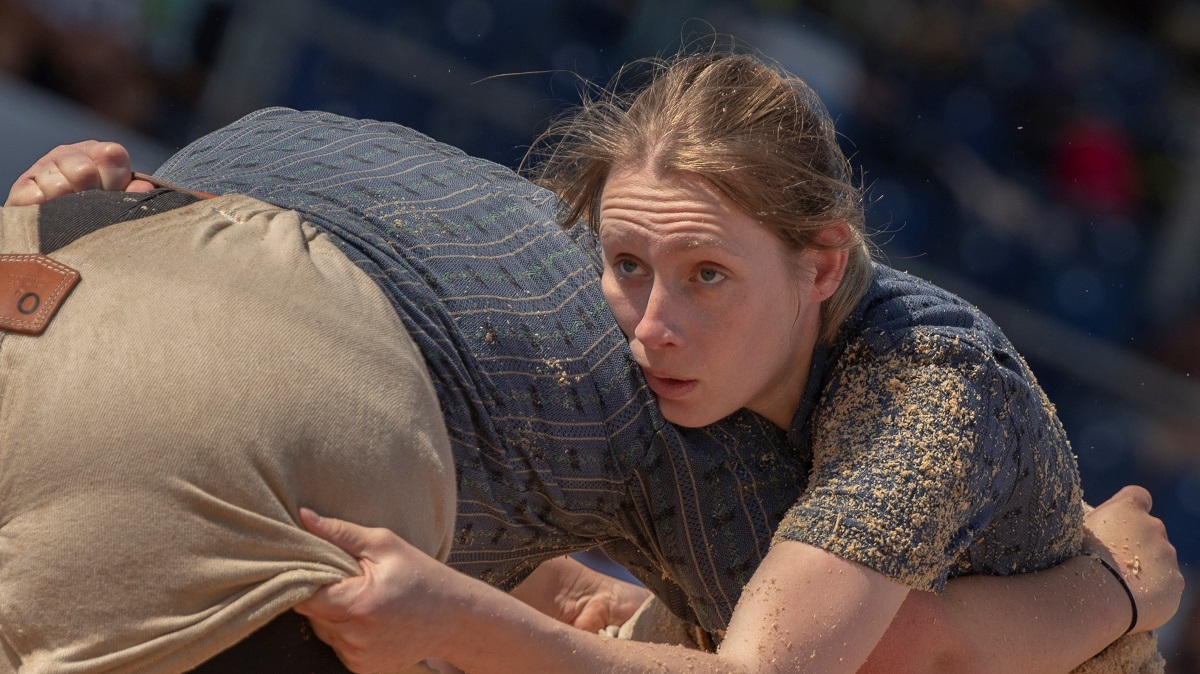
[{"x1": 206, "y1": 202, "x2": 250, "y2": 227}]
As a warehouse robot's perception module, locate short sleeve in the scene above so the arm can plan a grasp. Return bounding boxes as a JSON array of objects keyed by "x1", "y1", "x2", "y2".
[{"x1": 772, "y1": 327, "x2": 1027, "y2": 592}]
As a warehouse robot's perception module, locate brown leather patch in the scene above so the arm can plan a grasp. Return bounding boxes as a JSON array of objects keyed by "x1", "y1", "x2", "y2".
[{"x1": 0, "y1": 254, "x2": 81, "y2": 335}]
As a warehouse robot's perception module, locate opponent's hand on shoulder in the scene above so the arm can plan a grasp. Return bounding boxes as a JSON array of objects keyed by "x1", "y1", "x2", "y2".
[
  {"x1": 6, "y1": 141, "x2": 154, "y2": 206},
  {"x1": 1083, "y1": 485, "x2": 1183, "y2": 633}
]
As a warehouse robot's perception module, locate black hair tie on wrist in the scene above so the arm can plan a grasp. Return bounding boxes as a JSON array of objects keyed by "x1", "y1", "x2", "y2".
[{"x1": 1091, "y1": 554, "x2": 1138, "y2": 635}]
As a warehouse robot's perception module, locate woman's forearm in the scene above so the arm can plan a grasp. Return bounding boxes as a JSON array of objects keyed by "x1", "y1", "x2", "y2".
[
  {"x1": 442, "y1": 540, "x2": 907, "y2": 674},
  {"x1": 864, "y1": 555, "x2": 1128, "y2": 674},
  {"x1": 296, "y1": 520, "x2": 903, "y2": 674}
]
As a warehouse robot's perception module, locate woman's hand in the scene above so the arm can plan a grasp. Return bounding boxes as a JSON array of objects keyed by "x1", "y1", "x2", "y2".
[
  {"x1": 292, "y1": 508, "x2": 464, "y2": 673},
  {"x1": 510, "y1": 556, "x2": 650, "y2": 633},
  {"x1": 1082, "y1": 485, "x2": 1184, "y2": 633},
  {"x1": 6, "y1": 141, "x2": 154, "y2": 206}
]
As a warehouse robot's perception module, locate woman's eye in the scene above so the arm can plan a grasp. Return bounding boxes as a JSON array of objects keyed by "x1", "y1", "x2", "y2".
[
  {"x1": 617, "y1": 259, "x2": 640, "y2": 275},
  {"x1": 697, "y1": 268, "x2": 725, "y2": 284}
]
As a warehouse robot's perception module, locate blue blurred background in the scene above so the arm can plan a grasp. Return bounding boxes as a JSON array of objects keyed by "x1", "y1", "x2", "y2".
[{"x1": 2, "y1": 0, "x2": 1198, "y2": 666}]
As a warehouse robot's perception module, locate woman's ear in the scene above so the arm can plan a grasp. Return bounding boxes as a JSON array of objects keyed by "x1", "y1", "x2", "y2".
[{"x1": 806, "y1": 222, "x2": 850, "y2": 302}]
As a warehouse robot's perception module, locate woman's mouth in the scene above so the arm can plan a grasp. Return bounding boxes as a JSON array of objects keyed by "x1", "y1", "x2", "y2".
[{"x1": 640, "y1": 368, "x2": 698, "y2": 400}]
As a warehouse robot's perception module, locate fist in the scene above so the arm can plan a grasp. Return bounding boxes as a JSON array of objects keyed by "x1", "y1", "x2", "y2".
[{"x1": 6, "y1": 141, "x2": 153, "y2": 206}]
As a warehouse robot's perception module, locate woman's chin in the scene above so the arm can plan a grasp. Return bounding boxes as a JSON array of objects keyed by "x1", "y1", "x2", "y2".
[{"x1": 659, "y1": 402, "x2": 726, "y2": 429}]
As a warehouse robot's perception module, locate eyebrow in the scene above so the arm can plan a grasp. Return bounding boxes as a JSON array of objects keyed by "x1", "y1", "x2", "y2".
[{"x1": 678, "y1": 236, "x2": 720, "y2": 250}]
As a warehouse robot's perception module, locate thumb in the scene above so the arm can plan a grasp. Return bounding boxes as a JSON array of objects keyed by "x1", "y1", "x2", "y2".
[
  {"x1": 300, "y1": 508, "x2": 375, "y2": 560},
  {"x1": 293, "y1": 582, "x2": 351, "y2": 621},
  {"x1": 125, "y1": 178, "x2": 157, "y2": 193}
]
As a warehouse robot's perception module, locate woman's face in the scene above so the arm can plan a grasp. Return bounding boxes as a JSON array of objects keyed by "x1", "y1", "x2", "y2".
[{"x1": 598, "y1": 167, "x2": 829, "y2": 428}]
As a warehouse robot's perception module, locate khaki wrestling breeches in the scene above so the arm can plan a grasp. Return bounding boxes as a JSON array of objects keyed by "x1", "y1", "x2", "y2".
[{"x1": 0, "y1": 194, "x2": 454, "y2": 674}]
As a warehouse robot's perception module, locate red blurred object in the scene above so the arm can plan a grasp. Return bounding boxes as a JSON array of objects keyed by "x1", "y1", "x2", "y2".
[{"x1": 1053, "y1": 116, "x2": 1140, "y2": 217}]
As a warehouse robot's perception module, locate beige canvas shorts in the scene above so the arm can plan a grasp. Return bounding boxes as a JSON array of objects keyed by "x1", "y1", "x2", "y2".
[{"x1": 0, "y1": 194, "x2": 454, "y2": 673}]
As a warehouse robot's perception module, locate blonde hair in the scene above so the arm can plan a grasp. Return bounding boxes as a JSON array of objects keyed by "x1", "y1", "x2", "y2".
[{"x1": 525, "y1": 51, "x2": 871, "y2": 343}]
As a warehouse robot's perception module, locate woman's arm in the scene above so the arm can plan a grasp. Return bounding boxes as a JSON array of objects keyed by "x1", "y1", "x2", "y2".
[
  {"x1": 293, "y1": 508, "x2": 909, "y2": 674},
  {"x1": 861, "y1": 486, "x2": 1182, "y2": 674},
  {"x1": 502, "y1": 489, "x2": 1181, "y2": 674}
]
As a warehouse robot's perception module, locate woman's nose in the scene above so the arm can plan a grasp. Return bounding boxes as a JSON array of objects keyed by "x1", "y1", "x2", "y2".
[{"x1": 632, "y1": 283, "x2": 680, "y2": 348}]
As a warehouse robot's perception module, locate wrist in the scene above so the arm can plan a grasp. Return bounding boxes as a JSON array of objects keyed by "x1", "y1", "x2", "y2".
[
  {"x1": 1087, "y1": 553, "x2": 1138, "y2": 635},
  {"x1": 438, "y1": 579, "x2": 583, "y2": 673},
  {"x1": 1055, "y1": 554, "x2": 1134, "y2": 646},
  {"x1": 425, "y1": 569, "x2": 501, "y2": 660}
]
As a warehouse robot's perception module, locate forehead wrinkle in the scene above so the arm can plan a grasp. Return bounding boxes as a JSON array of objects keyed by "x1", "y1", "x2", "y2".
[
  {"x1": 600, "y1": 215, "x2": 734, "y2": 258},
  {"x1": 600, "y1": 169, "x2": 759, "y2": 258}
]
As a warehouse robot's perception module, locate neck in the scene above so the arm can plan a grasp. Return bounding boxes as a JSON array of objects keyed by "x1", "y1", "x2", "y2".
[{"x1": 756, "y1": 318, "x2": 820, "y2": 429}]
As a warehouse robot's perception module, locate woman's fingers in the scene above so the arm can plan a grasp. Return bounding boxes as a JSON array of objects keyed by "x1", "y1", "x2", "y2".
[
  {"x1": 85, "y1": 142, "x2": 137, "y2": 191},
  {"x1": 127, "y1": 178, "x2": 157, "y2": 193},
  {"x1": 6, "y1": 141, "x2": 137, "y2": 206}
]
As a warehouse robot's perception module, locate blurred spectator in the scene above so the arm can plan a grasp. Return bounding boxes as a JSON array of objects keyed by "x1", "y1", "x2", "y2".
[
  {"x1": 0, "y1": 0, "x2": 229, "y2": 144},
  {"x1": 0, "y1": 0, "x2": 155, "y2": 129}
]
